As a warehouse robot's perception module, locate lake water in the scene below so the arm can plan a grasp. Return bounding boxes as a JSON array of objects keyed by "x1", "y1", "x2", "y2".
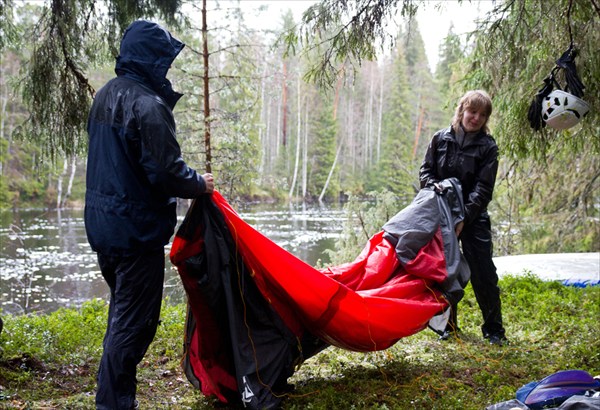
[{"x1": 0, "y1": 202, "x2": 346, "y2": 315}]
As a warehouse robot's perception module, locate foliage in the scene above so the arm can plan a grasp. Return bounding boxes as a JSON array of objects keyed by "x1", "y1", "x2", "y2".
[
  {"x1": 368, "y1": 28, "x2": 416, "y2": 195},
  {"x1": 287, "y1": 0, "x2": 420, "y2": 88},
  {"x1": 0, "y1": 0, "x2": 18, "y2": 52},
  {"x1": 0, "y1": 176, "x2": 13, "y2": 207},
  {"x1": 0, "y1": 140, "x2": 61, "y2": 209},
  {"x1": 19, "y1": 0, "x2": 101, "y2": 160},
  {"x1": 0, "y1": 298, "x2": 106, "y2": 363},
  {"x1": 465, "y1": 0, "x2": 600, "y2": 159},
  {"x1": 108, "y1": 0, "x2": 182, "y2": 32},
  {"x1": 456, "y1": 0, "x2": 600, "y2": 255},
  {"x1": 0, "y1": 139, "x2": 12, "y2": 207},
  {"x1": 1, "y1": 0, "x2": 598, "y2": 253},
  {"x1": 435, "y1": 24, "x2": 463, "y2": 97},
  {"x1": 327, "y1": 190, "x2": 404, "y2": 265},
  {"x1": 172, "y1": 4, "x2": 267, "y2": 199},
  {"x1": 1, "y1": 277, "x2": 598, "y2": 409},
  {"x1": 491, "y1": 146, "x2": 600, "y2": 255},
  {"x1": 402, "y1": 18, "x2": 444, "y2": 149},
  {"x1": 210, "y1": 30, "x2": 262, "y2": 199},
  {"x1": 307, "y1": 94, "x2": 339, "y2": 200},
  {"x1": 16, "y1": 0, "x2": 184, "y2": 161}
]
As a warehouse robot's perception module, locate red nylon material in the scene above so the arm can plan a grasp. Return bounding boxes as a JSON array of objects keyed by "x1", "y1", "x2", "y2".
[
  {"x1": 211, "y1": 191, "x2": 448, "y2": 351},
  {"x1": 171, "y1": 192, "x2": 450, "y2": 400}
]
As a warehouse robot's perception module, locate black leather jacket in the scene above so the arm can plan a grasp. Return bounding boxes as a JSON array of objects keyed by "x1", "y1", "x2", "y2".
[{"x1": 419, "y1": 126, "x2": 499, "y2": 225}]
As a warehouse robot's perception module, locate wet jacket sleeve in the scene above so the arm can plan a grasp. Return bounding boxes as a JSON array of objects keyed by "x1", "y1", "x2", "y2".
[
  {"x1": 136, "y1": 96, "x2": 206, "y2": 198},
  {"x1": 419, "y1": 132, "x2": 440, "y2": 189},
  {"x1": 464, "y1": 143, "x2": 498, "y2": 224}
]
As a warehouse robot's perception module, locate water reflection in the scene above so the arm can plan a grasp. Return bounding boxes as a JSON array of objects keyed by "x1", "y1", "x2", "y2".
[
  {"x1": 237, "y1": 201, "x2": 344, "y2": 266},
  {"x1": 0, "y1": 202, "x2": 345, "y2": 315}
]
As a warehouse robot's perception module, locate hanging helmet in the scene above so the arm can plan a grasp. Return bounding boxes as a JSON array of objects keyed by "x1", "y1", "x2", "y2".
[{"x1": 541, "y1": 90, "x2": 590, "y2": 130}]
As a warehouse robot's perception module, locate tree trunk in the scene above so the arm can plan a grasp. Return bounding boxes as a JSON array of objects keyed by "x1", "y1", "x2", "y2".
[
  {"x1": 366, "y1": 63, "x2": 375, "y2": 164},
  {"x1": 301, "y1": 99, "x2": 308, "y2": 198},
  {"x1": 0, "y1": 63, "x2": 7, "y2": 176},
  {"x1": 281, "y1": 62, "x2": 288, "y2": 148},
  {"x1": 202, "y1": 0, "x2": 212, "y2": 173},
  {"x1": 265, "y1": 102, "x2": 272, "y2": 174},
  {"x1": 348, "y1": 94, "x2": 356, "y2": 174},
  {"x1": 57, "y1": 160, "x2": 68, "y2": 209},
  {"x1": 377, "y1": 66, "x2": 384, "y2": 163},
  {"x1": 258, "y1": 62, "x2": 267, "y2": 181},
  {"x1": 64, "y1": 155, "x2": 77, "y2": 207},
  {"x1": 288, "y1": 75, "x2": 301, "y2": 199},
  {"x1": 319, "y1": 75, "x2": 343, "y2": 203},
  {"x1": 412, "y1": 103, "x2": 425, "y2": 160},
  {"x1": 319, "y1": 141, "x2": 342, "y2": 203},
  {"x1": 275, "y1": 92, "x2": 281, "y2": 159}
]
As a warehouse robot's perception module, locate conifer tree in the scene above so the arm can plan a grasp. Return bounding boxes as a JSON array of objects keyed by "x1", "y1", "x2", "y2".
[
  {"x1": 435, "y1": 24, "x2": 463, "y2": 96},
  {"x1": 367, "y1": 29, "x2": 413, "y2": 196},
  {"x1": 308, "y1": 93, "x2": 339, "y2": 201},
  {"x1": 16, "y1": 0, "x2": 182, "y2": 160},
  {"x1": 462, "y1": 0, "x2": 599, "y2": 253}
]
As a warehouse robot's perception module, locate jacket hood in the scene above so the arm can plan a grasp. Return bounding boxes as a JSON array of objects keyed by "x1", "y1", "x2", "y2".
[{"x1": 115, "y1": 20, "x2": 185, "y2": 108}]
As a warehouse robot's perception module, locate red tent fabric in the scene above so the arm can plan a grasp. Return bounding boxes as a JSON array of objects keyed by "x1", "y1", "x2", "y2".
[
  {"x1": 172, "y1": 191, "x2": 449, "y2": 353},
  {"x1": 170, "y1": 188, "x2": 466, "y2": 408}
]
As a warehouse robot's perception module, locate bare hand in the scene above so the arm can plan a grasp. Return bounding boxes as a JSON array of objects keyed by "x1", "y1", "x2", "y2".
[
  {"x1": 202, "y1": 173, "x2": 214, "y2": 194},
  {"x1": 455, "y1": 221, "x2": 464, "y2": 237}
]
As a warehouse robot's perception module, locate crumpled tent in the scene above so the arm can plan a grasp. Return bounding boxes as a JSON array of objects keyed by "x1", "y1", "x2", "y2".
[{"x1": 170, "y1": 178, "x2": 469, "y2": 409}]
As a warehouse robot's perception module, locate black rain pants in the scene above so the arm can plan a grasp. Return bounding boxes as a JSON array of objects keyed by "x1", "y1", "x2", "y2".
[
  {"x1": 95, "y1": 249, "x2": 165, "y2": 410},
  {"x1": 448, "y1": 213, "x2": 505, "y2": 338}
]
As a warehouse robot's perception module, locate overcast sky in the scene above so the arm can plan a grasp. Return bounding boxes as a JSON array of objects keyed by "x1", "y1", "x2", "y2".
[
  {"x1": 415, "y1": 1, "x2": 496, "y2": 70},
  {"x1": 229, "y1": 0, "x2": 497, "y2": 71}
]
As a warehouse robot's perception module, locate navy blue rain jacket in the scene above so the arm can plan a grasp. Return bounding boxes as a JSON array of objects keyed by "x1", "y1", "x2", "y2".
[{"x1": 85, "y1": 20, "x2": 206, "y2": 256}]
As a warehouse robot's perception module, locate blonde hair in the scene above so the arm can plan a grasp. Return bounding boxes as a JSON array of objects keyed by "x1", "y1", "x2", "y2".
[{"x1": 451, "y1": 90, "x2": 493, "y2": 134}]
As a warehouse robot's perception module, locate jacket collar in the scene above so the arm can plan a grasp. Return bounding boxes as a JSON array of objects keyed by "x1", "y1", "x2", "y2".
[{"x1": 442, "y1": 125, "x2": 489, "y2": 147}]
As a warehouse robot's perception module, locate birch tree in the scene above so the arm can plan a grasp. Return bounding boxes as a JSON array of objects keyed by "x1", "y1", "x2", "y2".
[{"x1": 288, "y1": 75, "x2": 302, "y2": 199}]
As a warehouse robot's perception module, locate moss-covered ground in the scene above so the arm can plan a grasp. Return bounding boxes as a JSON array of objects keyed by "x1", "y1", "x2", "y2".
[{"x1": 1, "y1": 274, "x2": 598, "y2": 409}]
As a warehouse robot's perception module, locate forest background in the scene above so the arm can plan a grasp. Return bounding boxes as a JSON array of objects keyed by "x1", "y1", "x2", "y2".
[{"x1": 0, "y1": 0, "x2": 598, "y2": 258}]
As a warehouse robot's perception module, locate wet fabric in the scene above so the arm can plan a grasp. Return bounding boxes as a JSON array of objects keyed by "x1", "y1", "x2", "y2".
[
  {"x1": 382, "y1": 177, "x2": 469, "y2": 307},
  {"x1": 170, "y1": 180, "x2": 469, "y2": 409},
  {"x1": 461, "y1": 213, "x2": 504, "y2": 338},
  {"x1": 172, "y1": 195, "x2": 319, "y2": 409},
  {"x1": 95, "y1": 249, "x2": 165, "y2": 410},
  {"x1": 85, "y1": 20, "x2": 205, "y2": 257},
  {"x1": 420, "y1": 125, "x2": 498, "y2": 225}
]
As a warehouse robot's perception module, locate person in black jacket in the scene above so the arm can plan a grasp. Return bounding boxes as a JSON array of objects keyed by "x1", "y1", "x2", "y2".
[
  {"x1": 85, "y1": 20, "x2": 215, "y2": 409},
  {"x1": 419, "y1": 90, "x2": 507, "y2": 346}
]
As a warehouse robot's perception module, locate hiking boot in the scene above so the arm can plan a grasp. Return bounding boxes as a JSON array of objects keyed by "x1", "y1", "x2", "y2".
[
  {"x1": 438, "y1": 328, "x2": 460, "y2": 341},
  {"x1": 488, "y1": 334, "x2": 509, "y2": 346}
]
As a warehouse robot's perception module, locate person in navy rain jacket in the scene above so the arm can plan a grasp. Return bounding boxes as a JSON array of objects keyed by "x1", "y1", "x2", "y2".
[
  {"x1": 85, "y1": 20, "x2": 214, "y2": 409},
  {"x1": 419, "y1": 90, "x2": 508, "y2": 346}
]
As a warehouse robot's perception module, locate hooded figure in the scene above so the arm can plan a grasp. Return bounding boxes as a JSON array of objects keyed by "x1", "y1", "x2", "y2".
[{"x1": 85, "y1": 20, "x2": 214, "y2": 409}]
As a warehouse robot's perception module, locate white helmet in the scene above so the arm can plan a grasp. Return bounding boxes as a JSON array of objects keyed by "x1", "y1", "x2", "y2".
[{"x1": 541, "y1": 90, "x2": 590, "y2": 130}]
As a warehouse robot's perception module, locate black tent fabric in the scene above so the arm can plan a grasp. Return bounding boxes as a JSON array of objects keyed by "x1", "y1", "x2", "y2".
[{"x1": 174, "y1": 195, "x2": 326, "y2": 409}]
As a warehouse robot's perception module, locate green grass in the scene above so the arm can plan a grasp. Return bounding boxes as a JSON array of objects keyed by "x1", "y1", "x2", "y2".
[{"x1": 1, "y1": 275, "x2": 598, "y2": 409}]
